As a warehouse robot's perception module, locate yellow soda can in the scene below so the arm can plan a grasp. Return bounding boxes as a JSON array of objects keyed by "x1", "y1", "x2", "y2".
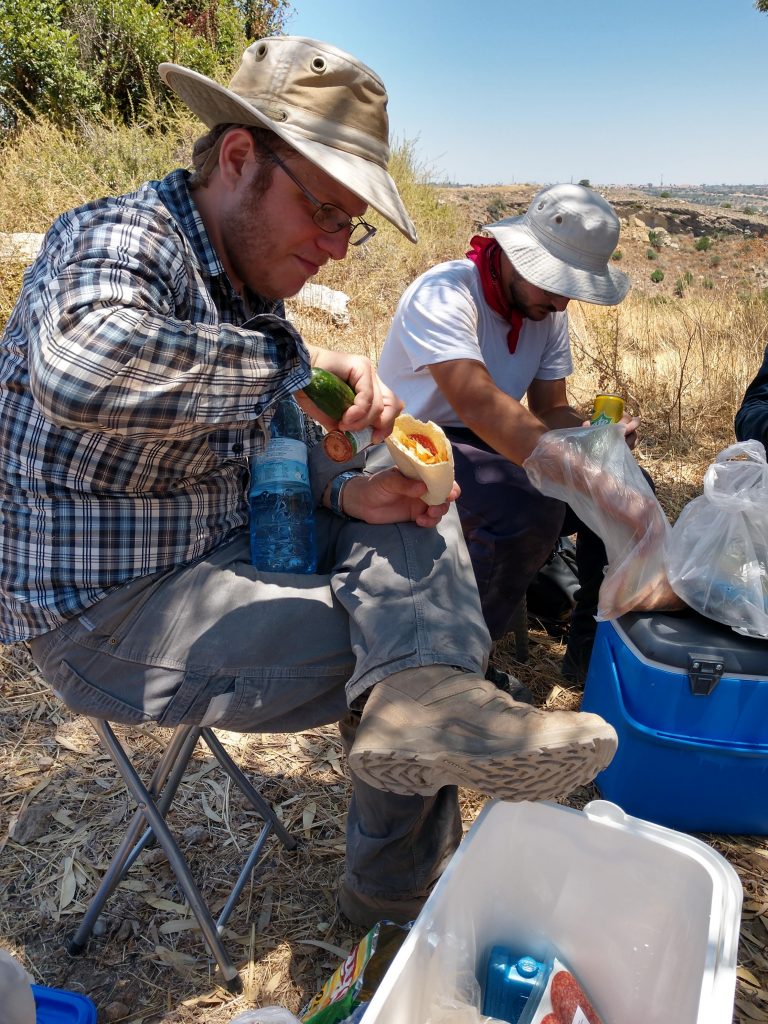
[{"x1": 590, "y1": 393, "x2": 625, "y2": 425}]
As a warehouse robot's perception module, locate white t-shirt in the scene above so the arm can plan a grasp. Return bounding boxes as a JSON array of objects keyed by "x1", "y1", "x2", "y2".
[{"x1": 378, "y1": 258, "x2": 574, "y2": 427}]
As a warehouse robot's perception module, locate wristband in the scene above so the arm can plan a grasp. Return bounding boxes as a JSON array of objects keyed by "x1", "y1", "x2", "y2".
[{"x1": 329, "y1": 470, "x2": 359, "y2": 519}]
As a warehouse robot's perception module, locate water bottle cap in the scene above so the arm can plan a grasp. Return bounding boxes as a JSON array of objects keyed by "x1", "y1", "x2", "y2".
[{"x1": 516, "y1": 956, "x2": 539, "y2": 978}]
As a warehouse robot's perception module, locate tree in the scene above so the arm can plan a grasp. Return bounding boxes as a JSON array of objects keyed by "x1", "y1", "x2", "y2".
[
  {"x1": 0, "y1": 0, "x2": 290, "y2": 130},
  {"x1": 756, "y1": 1, "x2": 768, "y2": 12}
]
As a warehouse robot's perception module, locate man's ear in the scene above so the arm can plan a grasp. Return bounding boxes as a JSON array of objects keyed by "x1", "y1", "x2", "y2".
[{"x1": 217, "y1": 128, "x2": 256, "y2": 188}]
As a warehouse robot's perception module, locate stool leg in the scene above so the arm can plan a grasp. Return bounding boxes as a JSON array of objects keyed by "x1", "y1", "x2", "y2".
[
  {"x1": 510, "y1": 594, "x2": 530, "y2": 663},
  {"x1": 70, "y1": 721, "x2": 242, "y2": 989},
  {"x1": 69, "y1": 724, "x2": 200, "y2": 955},
  {"x1": 202, "y1": 730, "x2": 297, "y2": 850},
  {"x1": 201, "y1": 730, "x2": 298, "y2": 933}
]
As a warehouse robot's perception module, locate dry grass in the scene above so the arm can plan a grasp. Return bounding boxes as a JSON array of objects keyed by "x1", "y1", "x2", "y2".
[{"x1": 2, "y1": 118, "x2": 768, "y2": 1023}]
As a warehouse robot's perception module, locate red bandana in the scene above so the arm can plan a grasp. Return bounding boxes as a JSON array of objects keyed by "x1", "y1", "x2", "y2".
[{"x1": 465, "y1": 235, "x2": 523, "y2": 353}]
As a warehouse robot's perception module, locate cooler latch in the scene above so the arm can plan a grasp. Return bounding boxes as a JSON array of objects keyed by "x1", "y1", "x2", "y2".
[{"x1": 687, "y1": 655, "x2": 724, "y2": 696}]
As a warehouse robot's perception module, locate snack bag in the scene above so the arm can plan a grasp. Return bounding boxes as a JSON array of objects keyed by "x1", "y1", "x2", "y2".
[
  {"x1": 300, "y1": 922, "x2": 410, "y2": 1024},
  {"x1": 518, "y1": 958, "x2": 604, "y2": 1024}
]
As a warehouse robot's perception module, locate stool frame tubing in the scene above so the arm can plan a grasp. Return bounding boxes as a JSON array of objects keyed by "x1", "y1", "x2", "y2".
[{"x1": 67, "y1": 719, "x2": 297, "y2": 990}]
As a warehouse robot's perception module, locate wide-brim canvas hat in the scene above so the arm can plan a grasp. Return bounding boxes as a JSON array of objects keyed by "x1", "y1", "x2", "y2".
[
  {"x1": 483, "y1": 184, "x2": 629, "y2": 305},
  {"x1": 159, "y1": 36, "x2": 417, "y2": 242}
]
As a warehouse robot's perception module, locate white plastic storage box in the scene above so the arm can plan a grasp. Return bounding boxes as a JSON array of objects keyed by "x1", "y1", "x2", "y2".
[{"x1": 360, "y1": 800, "x2": 742, "y2": 1024}]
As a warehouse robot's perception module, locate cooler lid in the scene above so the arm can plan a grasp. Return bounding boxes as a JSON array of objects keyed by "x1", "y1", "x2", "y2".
[{"x1": 614, "y1": 609, "x2": 768, "y2": 677}]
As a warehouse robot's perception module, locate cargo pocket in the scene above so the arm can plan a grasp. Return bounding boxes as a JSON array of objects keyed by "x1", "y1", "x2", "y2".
[{"x1": 53, "y1": 660, "x2": 152, "y2": 724}]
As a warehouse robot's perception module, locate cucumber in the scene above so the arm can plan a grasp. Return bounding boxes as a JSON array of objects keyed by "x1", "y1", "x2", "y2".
[{"x1": 303, "y1": 367, "x2": 356, "y2": 420}]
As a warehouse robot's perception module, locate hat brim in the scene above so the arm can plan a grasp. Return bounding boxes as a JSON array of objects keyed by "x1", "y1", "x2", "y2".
[
  {"x1": 484, "y1": 218, "x2": 630, "y2": 306},
  {"x1": 159, "y1": 63, "x2": 418, "y2": 243}
]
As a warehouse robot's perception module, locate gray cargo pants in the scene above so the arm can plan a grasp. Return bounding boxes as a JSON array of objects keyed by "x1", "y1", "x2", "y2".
[{"x1": 29, "y1": 466, "x2": 491, "y2": 911}]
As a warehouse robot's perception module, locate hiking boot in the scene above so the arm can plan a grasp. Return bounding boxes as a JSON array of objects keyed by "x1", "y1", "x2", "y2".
[
  {"x1": 338, "y1": 876, "x2": 426, "y2": 929},
  {"x1": 348, "y1": 666, "x2": 617, "y2": 801}
]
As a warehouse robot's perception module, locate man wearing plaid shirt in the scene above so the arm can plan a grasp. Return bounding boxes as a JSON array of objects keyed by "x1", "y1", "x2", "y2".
[{"x1": 0, "y1": 36, "x2": 616, "y2": 927}]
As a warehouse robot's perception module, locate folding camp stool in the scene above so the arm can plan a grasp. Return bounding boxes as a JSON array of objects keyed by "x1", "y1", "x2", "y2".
[{"x1": 67, "y1": 717, "x2": 297, "y2": 992}]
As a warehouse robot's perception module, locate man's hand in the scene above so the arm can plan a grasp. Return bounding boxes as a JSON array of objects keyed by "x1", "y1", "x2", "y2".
[
  {"x1": 579, "y1": 412, "x2": 641, "y2": 449},
  {"x1": 335, "y1": 468, "x2": 460, "y2": 528},
  {"x1": 298, "y1": 346, "x2": 403, "y2": 441}
]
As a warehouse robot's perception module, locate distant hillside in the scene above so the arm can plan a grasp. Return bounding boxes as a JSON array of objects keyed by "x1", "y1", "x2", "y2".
[{"x1": 437, "y1": 184, "x2": 768, "y2": 300}]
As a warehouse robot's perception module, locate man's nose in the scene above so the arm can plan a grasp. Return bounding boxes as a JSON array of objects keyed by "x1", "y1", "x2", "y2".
[
  {"x1": 317, "y1": 229, "x2": 350, "y2": 261},
  {"x1": 551, "y1": 294, "x2": 570, "y2": 312}
]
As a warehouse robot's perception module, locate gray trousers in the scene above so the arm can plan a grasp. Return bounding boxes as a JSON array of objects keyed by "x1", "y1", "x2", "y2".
[{"x1": 30, "y1": 472, "x2": 490, "y2": 905}]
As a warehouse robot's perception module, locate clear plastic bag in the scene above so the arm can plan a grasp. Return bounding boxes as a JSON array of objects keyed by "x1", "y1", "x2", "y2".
[
  {"x1": 228, "y1": 1009, "x2": 302, "y2": 1024},
  {"x1": 523, "y1": 424, "x2": 683, "y2": 620},
  {"x1": 665, "y1": 440, "x2": 768, "y2": 638}
]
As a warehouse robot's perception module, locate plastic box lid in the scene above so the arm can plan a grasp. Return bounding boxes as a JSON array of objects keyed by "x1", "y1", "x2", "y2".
[
  {"x1": 616, "y1": 609, "x2": 768, "y2": 676},
  {"x1": 32, "y1": 985, "x2": 97, "y2": 1024}
]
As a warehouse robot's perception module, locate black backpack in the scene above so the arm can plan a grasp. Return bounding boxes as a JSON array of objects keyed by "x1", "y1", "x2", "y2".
[{"x1": 525, "y1": 536, "x2": 579, "y2": 634}]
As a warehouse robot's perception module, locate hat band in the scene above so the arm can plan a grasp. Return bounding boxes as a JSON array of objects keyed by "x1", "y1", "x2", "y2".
[{"x1": 240, "y1": 94, "x2": 390, "y2": 169}]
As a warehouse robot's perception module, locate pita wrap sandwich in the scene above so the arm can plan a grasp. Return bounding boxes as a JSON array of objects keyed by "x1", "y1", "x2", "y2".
[{"x1": 385, "y1": 414, "x2": 455, "y2": 505}]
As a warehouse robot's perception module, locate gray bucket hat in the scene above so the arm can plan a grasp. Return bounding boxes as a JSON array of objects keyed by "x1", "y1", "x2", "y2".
[
  {"x1": 159, "y1": 36, "x2": 417, "y2": 243},
  {"x1": 483, "y1": 184, "x2": 630, "y2": 305}
]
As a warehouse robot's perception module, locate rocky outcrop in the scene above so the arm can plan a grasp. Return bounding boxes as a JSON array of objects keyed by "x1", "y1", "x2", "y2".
[{"x1": 608, "y1": 194, "x2": 768, "y2": 239}]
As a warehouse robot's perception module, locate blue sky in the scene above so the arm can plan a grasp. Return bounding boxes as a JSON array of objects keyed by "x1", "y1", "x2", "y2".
[{"x1": 288, "y1": 1, "x2": 768, "y2": 187}]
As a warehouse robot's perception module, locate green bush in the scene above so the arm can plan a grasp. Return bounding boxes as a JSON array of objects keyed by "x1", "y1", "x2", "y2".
[
  {"x1": 721, "y1": 201, "x2": 732, "y2": 209},
  {"x1": 744, "y1": 205, "x2": 757, "y2": 215},
  {"x1": 695, "y1": 235, "x2": 713, "y2": 252},
  {"x1": 0, "y1": 0, "x2": 289, "y2": 129},
  {"x1": 0, "y1": 0, "x2": 98, "y2": 127},
  {"x1": 710, "y1": 254, "x2": 722, "y2": 268},
  {"x1": 486, "y1": 195, "x2": 510, "y2": 221},
  {"x1": 703, "y1": 277, "x2": 714, "y2": 290},
  {"x1": 611, "y1": 249, "x2": 623, "y2": 261},
  {"x1": 648, "y1": 229, "x2": 662, "y2": 250},
  {"x1": 646, "y1": 248, "x2": 657, "y2": 260},
  {"x1": 683, "y1": 270, "x2": 694, "y2": 285},
  {"x1": 650, "y1": 269, "x2": 665, "y2": 284},
  {"x1": 660, "y1": 190, "x2": 671, "y2": 199},
  {"x1": 674, "y1": 277, "x2": 685, "y2": 298}
]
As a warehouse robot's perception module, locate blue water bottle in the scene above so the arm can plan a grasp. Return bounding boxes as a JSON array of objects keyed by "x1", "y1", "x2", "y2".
[
  {"x1": 482, "y1": 947, "x2": 550, "y2": 1024},
  {"x1": 249, "y1": 398, "x2": 318, "y2": 573}
]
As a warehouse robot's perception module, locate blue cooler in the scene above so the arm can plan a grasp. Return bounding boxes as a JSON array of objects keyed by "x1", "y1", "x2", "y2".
[
  {"x1": 581, "y1": 610, "x2": 768, "y2": 834},
  {"x1": 33, "y1": 985, "x2": 97, "y2": 1024}
]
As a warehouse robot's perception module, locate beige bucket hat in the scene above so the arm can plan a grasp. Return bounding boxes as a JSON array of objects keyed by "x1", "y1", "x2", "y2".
[
  {"x1": 483, "y1": 184, "x2": 630, "y2": 305},
  {"x1": 159, "y1": 36, "x2": 417, "y2": 243}
]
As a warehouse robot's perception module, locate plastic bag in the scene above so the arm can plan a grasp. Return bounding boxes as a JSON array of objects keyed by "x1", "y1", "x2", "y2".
[
  {"x1": 665, "y1": 440, "x2": 768, "y2": 638},
  {"x1": 519, "y1": 956, "x2": 603, "y2": 1024},
  {"x1": 523, "y1": 424, "x2": 683, "y2": 619},
  {"x1": 228, "y1": 1010, "x2": 302, "y2": 1024}
]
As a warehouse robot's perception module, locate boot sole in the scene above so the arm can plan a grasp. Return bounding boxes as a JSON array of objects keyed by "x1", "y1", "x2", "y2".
[{"x1": 349, "y1": 735, "x2": 617, "y2": 800}]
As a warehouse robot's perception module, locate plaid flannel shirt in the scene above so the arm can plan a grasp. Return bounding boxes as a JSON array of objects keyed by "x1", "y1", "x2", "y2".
[{"x1": 0, "y1": 169, "x2": 313, "y2": 641}]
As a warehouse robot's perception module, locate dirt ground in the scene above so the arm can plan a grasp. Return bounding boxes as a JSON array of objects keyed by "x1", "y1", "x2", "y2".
[{"x1": 3, "y1": 598, "x2": 768, "y2": 1023}]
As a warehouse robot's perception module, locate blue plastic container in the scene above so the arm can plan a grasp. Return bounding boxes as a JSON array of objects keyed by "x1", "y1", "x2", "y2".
[
  {"x1": 482, "y1": 947, "x2": 550, "y2": 1024},
  {"x1": 32, "y1": 984, "x2": 97, "y2": 1024},
  {"x1": 582, "y1": 611, "x2": 768, "y2": 834}
]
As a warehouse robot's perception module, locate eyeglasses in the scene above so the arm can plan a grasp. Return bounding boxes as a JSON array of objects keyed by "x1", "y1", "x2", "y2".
[{"x1": 264, "y1": 148, "x2": 377, "y2": 247}]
